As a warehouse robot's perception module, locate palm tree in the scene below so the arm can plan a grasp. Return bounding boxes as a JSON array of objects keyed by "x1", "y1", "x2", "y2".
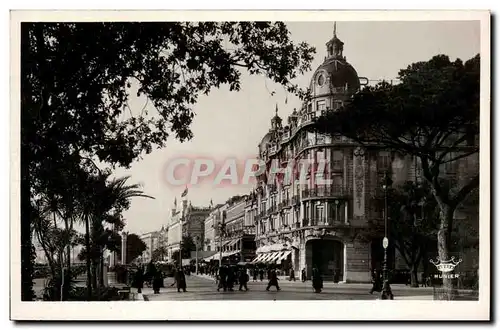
[{"x1": 79, "y1": 171, "x2": 154, "y2": 298}]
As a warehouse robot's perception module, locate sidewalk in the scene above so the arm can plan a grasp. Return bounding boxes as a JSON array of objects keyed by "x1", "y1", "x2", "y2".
[{"x1": 192, "y1": 273, "x2": 433, "y2": 292}]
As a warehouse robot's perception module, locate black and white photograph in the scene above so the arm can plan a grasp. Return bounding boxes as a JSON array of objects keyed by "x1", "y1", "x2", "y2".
[{"x1": 10, "y1": 10, "x2": 490, "y2": 321}]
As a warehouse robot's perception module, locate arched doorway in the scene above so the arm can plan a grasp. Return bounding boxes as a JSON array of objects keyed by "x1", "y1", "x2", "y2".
[{"x1": 305, "y1": 239, "x2": 344, "y2": 281}]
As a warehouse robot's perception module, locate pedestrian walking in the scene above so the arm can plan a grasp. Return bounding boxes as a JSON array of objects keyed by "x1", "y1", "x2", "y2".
[
  {"x1": 238, "y1": 267, "x2": 249, "y2": 291},
  {"x1": 133, "y1": 266, "x2": 145, "y2": 294},
  {"x1": 266, "y1": 268, "x2": 281, "y2": 291},
  {"x1": 312, "y1": 267, "x2": 323, "y2": 293},
  {"x1": 217, "y1": 266, "x2": 227, "y2": 292},
  {"x1": 301, "y1": 268, "x2": 306, "y2": 282},
  {"x1": 259, "y1": 268, "x2": 264, "y2": 281},
  {"x1": 152, "y1": 266, "x2": 163, "y2": 294},
  {"x1": 227, "y1": 266, "x2": 235, "y2": 291},
  {"x1": 171, "y1": 267, "x2": 187, "y2": 292},
  {"x1": 369, "y1": 269, "x2": 382, "y2": 294},
  {"x1": 289, "y1": 268, "x2": 296, "y2": 281},
  {"x1": 252, "y1": 267, "x2": 258, "y2": 282}
]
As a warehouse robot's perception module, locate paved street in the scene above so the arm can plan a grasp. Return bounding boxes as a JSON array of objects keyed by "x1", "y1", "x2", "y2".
[{"x1": 143, "y1": 274, "x2": 434, "y2": 301}]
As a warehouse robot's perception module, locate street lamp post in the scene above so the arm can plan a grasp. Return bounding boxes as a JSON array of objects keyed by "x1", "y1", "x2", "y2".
[
  {"x1": 194, "y1": 235, "x2": 200, "y2": 274},
  {"x1": 381, "y1": 171, "x2": 394, "y2": 300},
  {"x1": 218, "y1": 223, "x2": 224, "y2": 266}
]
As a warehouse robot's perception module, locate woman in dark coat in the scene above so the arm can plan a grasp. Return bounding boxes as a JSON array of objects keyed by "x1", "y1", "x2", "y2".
[
  {"x1": 369, "y1": 269, "x2": 382, "y2": 294},
  {"x1": 217, "y1": 266, "x2": 227, "y2": 292},
  {"x1": 152, "y1": 265, "x2": 163, "y2": 294},
  {"x1": 253, "y1": 267, "x2": 258, "y2": 282},
  {"x1": 238, "y1": 267, "x2": 249, "y2": 291},
  {"x1": 172, "y1": 267, "x2": 187, "y2": 292},
  {"x1": 259, "y1": 268, "x2": 264, "y2": 281},
  {"x1": 301, "y1": 268, "x2": 307, "y2": 282},
  {"x1": 266, "y1": 268, "x2": 281, "y2": 291},
  {"x1": 133, "y1": 266, "x2": 145, "y2": 294},
  {"x1": 226, "y1": 266, "x2": 235, "y2": 291},
  {"x1": 289, "y1": 268, "x2": 296, "y2": 281},
  {"x1": 312, "y1": 267, "x2": 323, "y2": 293}
]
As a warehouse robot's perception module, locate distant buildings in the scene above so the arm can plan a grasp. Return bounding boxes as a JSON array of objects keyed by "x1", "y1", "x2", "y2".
[
  {"x1": 165, "y1": 198, "x2": 211, "y2": 261},
  {"x1": 139, "y1": 227, "x2": 168, "y2": 263}
]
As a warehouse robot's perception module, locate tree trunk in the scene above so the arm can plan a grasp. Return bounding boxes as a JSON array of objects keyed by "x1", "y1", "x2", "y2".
[
  {"x1": 98, "y1": 247, "x2": 104, "y2": 288},
  {"x1": 410, "y1": 265, "x2": 419, "y2": 288},
  {"x1": 64, "y1": 217, "x2": 71, "y2": 300},
  {"x1": 91, "y1": 259, "x2": 98, "y2": 298},
  {"x1": 20, "y1": 22, "x2": 34, "y2": 302},
  {"x1": 84, "y1": 214, "x2": 92, "y2": 300},
  {"x1": 437, "y1": 204, "x2": 456, "y2": 300}
]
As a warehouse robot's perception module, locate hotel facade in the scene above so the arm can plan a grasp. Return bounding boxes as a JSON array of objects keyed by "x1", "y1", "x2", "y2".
[{"x1": 245, "y1": 28, "x2": 479, "y2": 283}]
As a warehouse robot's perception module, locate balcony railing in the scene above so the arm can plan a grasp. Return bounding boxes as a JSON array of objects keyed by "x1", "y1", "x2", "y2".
[{"x1": 302, "y1": 186, "x2": 345, "y2": 198}]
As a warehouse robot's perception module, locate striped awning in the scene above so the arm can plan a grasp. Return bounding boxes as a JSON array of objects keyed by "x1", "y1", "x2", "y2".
[
  {"x1": 260, "y1": 252, "x2": 275, "y2": 263},
  {"x1": 266, "y1": 252, "x2": 282, "y2": 263},
  {"x1": 278, "y1": 250, "x2": 292, "y2": 262},
  {"x1": 251, "y1": 254, "x2": 265, "y2": 263}
]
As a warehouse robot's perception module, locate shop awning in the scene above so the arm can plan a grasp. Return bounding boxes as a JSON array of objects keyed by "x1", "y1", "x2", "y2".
[
  {"x1": 251, "y1": 254, "x2": 264, "y2": 263},
  {"x1": 204, "y1": 253, "x2": 222, "y2": 261},
  {"x1": 227, "y1": 238, "x2": 241, "y2": 248},
  {"x1": 278, "y1": 250, "x2": 292, "y2": 262},
  {"x1": 258, "y1": 253, "x2": 270, "y2": 263},
  {"x1": 222, "y1": 250, "x2": 240, "y2": 258},
  {"x1": 261, "y1": 252, "x2": 277, "y2": 263},
  {"x1": 266, "y1": 252, "x2": 282, "y2": 264}
]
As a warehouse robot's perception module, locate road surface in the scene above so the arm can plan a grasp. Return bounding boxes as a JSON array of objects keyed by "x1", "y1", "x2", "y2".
[{"x1": 143, "y1": 274, "x2": 434, "y2": 301}]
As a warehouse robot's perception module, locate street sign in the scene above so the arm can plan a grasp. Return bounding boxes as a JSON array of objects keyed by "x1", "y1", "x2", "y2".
[{"x1": 382, "y1": 237, "x2": 389, "y2": 249}]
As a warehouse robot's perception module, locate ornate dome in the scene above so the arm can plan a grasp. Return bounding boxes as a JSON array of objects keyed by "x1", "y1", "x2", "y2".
[
  {"x1": 309, "y1": 23, "x2": 360, "y2": 95},
  {"x1": 310, "y1": 59, "x2": 360, "y2": 92}
]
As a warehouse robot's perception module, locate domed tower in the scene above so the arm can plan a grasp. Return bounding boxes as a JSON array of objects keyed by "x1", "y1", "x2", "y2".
[
  {"x1": 305, "y1": 22, "x2": 361, "y2": 114},
  {"x1": 270, "y1": 104, "x2": 283, "y2": 131}
]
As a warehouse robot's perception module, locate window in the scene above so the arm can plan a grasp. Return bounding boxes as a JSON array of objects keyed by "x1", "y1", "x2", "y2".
[
  {"x1": 333, "y1": 100, "x2": 343, "y2": 110},
  {"x1": 332, "y1": 175, "x2": 343, "y2": 194},
  {"x1": 333, "y1": 150, "x2": 343, "y2": 170},
  {"x1": 316, "y1": 100, "x2": 326, "y2": 111},
  {"x1": 378, "y1": 151, "x2": 392, "y2": 170},
  {"x1": 315, "y1": 204, "x2": 324, "y2": 224},
  {"x1": 317, "y1": 74, "x2": 325, "y2": 86}
]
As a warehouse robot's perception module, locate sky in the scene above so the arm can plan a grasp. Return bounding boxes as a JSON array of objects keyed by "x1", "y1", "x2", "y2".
[{"x1": 113, "y1": 20, "x2": 480, "y2": 235}]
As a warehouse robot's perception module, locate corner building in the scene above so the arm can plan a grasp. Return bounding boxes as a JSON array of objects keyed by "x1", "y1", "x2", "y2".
[
  {"x1": 253, "y1": 26, "x2": 405, "y2": 283},
  {"x1": 251, "y1": 27, "x2": 479, "y2": 283}
]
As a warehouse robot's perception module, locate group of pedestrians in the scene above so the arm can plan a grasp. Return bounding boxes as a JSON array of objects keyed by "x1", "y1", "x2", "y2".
[
  {"x1": 132, "y1": 262, "x2": 326, "y2": 295},
  {"x1": 216, "y1": 265, "x2": 250, "y2": 291},
  {"x1": 132, "y1": 262, "x2": 164, "y2": 294}
]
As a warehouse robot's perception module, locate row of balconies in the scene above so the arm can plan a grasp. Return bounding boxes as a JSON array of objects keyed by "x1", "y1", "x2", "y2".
[
  {"x1": 255, "y1": 217, "x2": 351, "y2": 239},
  {"x1": 264, "y1": 110, "x2": 348, "y2": 159},
  {"x1": 302, "y1": 186, "x2": 346, "y2": 198}
]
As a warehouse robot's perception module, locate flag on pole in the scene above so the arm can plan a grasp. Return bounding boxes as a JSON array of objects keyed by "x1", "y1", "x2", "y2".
[{"x1": 181, "y1": 186, "x2": 188, "y2": 198}]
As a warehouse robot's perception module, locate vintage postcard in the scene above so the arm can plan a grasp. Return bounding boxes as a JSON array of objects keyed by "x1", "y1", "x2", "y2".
[{"x1": 10, "y1": 10, "x2": 490, "y2": 321}]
